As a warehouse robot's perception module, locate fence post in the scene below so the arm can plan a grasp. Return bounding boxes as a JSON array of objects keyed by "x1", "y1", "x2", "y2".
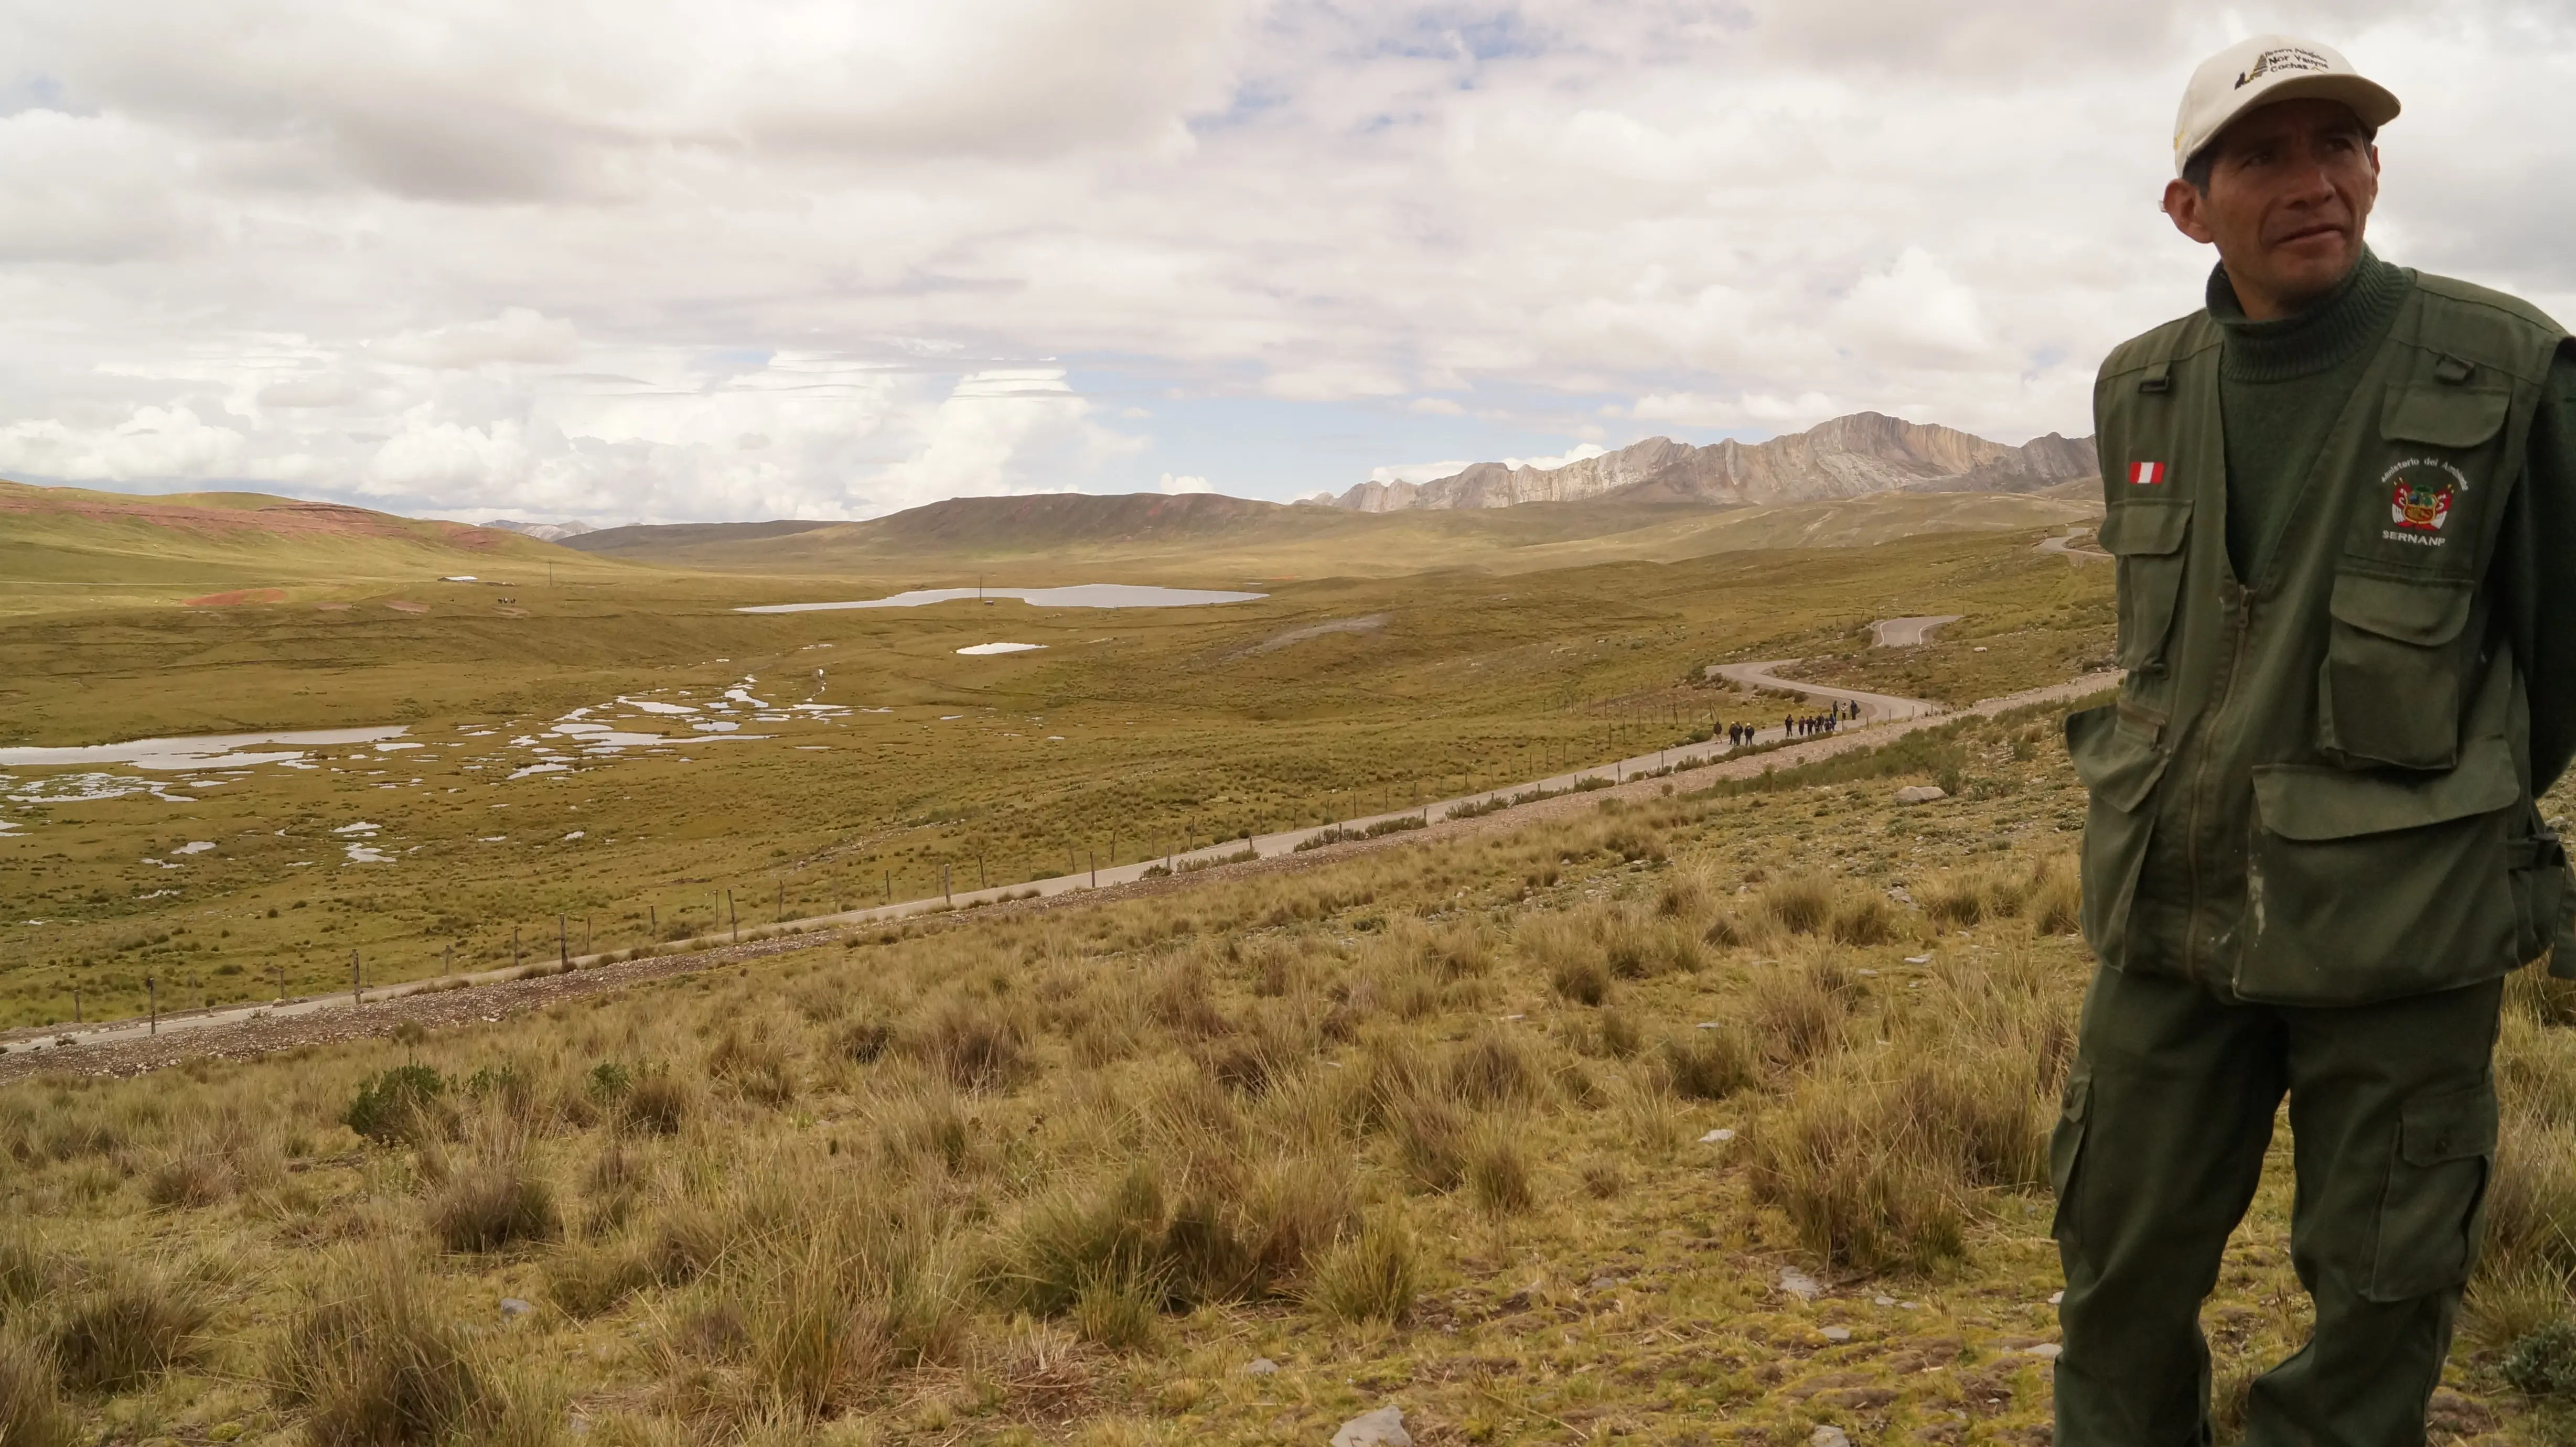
[
  {"x1": 559, "y1": 914, "x2": 568, "y2": 968},
  {"x1": 513, "y1": 925, "x2": 521, "y2": 967},
  {"x1": 777, "y1": 880, "x2": 783, "y2": 921},
  {"x1": 728, "y1": 890, "x2": 737, "y2": 943},
  {"x1": 352, "y1": 949, "x2": 361, "y2": 1003},
  {"x1": 1089, "y1": 848, "x2": 1097, "y2": 889},
  {"x1": 72, "y1": 987, "x2": 79, "y2": 1023},
  {"x1": 884, "y1": 871, "x2": 890, "y2": 904},
  {"x1": 148, "y1": 975, "x2": 157, "y2": 1034},
  {"x1": 942, "y1": 864, "x2": 951, "y2": 905}
]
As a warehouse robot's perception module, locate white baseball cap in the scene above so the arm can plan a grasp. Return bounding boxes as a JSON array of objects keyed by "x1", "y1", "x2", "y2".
[{"x1": 2173, "y1": 34, "x2": 2400, "y2": 178}]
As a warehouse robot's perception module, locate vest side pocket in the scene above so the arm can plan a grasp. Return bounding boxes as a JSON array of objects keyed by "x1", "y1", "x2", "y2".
[
  {"x1": 2066, "y1": 703, "x2": 2170, "y2": 969},
  {"x1": 2240, "y1": 736, "x2": 2521, "y2": 1003},
  {"x1": 2099, "y1": 500, "x2": 2192, "y2": 671},
  {"x1": 2317, "y1": 573, "x2": 2477, "y2": 771}
]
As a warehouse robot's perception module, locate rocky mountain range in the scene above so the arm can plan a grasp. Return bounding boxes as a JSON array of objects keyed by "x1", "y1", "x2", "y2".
[{"x1": 1322, "y1": 412, "x2": 2097, "y2": 513}]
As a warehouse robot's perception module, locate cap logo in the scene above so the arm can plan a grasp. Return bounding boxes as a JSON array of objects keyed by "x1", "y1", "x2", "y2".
[{"x1": 2235, "y1": 46, "x2": 2333, "y2": 89}]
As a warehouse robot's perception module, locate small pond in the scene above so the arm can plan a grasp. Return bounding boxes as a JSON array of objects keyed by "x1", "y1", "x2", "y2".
[{"x1": 737, "y1": 585, "x2": 1266, "y2": 614}]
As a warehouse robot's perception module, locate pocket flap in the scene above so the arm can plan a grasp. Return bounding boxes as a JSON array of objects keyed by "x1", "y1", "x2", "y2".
[
  {"x1": 2330, "y1": 573, "x2": 2476, "y2": 646},
  {"x1": 2097, "y1": 499, "x2": 2191, "y2": 557},
  {"x1": 2066, "y1": 701, "x2": 2171, "y2": 813},
  {"x1": 2400, "y1": 1086, "x2": 2497, "y2": 1166},
  {"x1": 2382, "y1": 383, "x2": 2509, "y2": 448},
  {"x1": 2252, "y1": 734, "x2": 2519, "y2": 841}
]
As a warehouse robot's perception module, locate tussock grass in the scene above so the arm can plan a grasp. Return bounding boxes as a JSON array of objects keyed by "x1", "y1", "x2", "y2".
[
  {"x1": 1305, "y1": 1215, "x2": 1420, "y2": 1325},
  {"x1": 50, "y1": 1261, "x2": 216, "y2": 1394},
  {"x1": 424, "y1": 1128, "x2": 562, "y2": 1254},
  {"x1": 0, "y1": 1326, "x2": 73, "y2": 1447},
  {"x1": 272, "y1": 1251, "x2": 544, "y2": 1445}
]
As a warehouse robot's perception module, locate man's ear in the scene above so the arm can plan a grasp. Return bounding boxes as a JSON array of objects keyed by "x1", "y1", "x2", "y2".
[{"x1": 2164, "y1": 178, "x2": 2216, "y2": 245}]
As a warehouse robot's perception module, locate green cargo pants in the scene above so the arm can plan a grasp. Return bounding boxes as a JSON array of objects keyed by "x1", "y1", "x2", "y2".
[{"x1": 2050, "y1": 965, "x2": 2502, "y2": 1447}]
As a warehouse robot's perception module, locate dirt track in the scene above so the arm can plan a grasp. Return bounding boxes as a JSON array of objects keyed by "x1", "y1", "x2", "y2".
[{"x1": 0, "y1": 670, "x2": 2116, "y2": 1086}]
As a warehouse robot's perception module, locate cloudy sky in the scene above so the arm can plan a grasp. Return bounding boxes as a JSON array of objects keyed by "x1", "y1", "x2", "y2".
[{"x1": 2, "y1": 2, "x2": 2570, "y2": 525}]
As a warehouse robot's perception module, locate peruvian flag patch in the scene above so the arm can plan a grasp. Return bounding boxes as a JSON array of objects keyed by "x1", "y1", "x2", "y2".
[{"x1": 2128, "y1": 461, "x2": 2167, "y2": 485}]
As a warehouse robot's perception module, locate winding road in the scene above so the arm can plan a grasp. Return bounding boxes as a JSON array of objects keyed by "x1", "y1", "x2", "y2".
[{"x1": 1705, "y1": 658, "x2": 1943, "y2": 725}]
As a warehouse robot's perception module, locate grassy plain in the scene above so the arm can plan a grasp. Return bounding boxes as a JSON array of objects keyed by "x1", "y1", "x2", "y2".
[
  {"x1": 3, "y1": 709, "x2": 2571, "y2": 1445},
  {"x1": 0, "y1": 516, "x2": 2114, "y2": 1031}
]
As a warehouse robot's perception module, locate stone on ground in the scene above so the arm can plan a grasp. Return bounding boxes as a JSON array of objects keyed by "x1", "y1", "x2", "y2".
[{"x1": 1332, "y1": 1406, "x2": 1411, "y2": 1447}]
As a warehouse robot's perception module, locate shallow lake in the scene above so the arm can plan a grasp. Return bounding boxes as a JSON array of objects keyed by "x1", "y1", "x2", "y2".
[
  {"x1": 0, "y1": 726, "x2": 412, "y2": 770},
  {"x1": 736, "y1": 584, "x2": 1266, "y2": 614}
]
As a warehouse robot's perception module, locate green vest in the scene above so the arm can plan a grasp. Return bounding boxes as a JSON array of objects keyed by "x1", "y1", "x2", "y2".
[{"x1": 2075, "y1": 273, "x2": 2576, "y2": 1004}]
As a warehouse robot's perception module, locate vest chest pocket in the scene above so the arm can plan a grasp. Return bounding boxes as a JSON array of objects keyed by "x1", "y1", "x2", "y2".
[
  {"x1": 2317, "y1": 574, "x2": 2477, "y2": 771},
  {"x1": 2364, "y1": 382, "x2": 2508, "y2": 567},
  {"x1": 2099, "y1": 499, "x2": 2192, "y2": 672}
]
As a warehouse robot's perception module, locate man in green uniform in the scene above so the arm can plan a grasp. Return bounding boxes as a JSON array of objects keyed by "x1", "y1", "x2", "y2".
[{"x1": 2055, "y1": 33, "x2": 2576, "y2": 1445}]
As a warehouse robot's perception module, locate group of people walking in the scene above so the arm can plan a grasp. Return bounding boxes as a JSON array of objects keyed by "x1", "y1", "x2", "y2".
[{"x1": 1718, "y1": 697, "x2": 1861, "y2": 750}]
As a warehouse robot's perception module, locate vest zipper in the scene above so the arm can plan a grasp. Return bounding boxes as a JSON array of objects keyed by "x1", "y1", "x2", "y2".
[{"x1": 2186, "y1": 577, "x2": 2256, "y2": 985}]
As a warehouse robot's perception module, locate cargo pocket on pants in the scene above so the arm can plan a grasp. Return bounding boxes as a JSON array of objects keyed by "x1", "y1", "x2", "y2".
[
  {"x1": 2368, "y1": 1084, "x2": 2498, "y2": 1302},
  {"x1": 2048, "y1": 1072, "x2": 2091, "y2": 1256}
]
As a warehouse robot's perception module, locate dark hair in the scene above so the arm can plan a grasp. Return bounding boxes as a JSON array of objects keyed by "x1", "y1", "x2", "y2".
[{"x1": 2183, "y1": 120, "x2": 2377, "y2": 193}]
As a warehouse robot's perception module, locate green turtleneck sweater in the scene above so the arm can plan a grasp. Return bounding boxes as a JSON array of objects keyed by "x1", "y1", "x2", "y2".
[
  {"x1": 2205, "y1": 246, "x2": 2576, "y2": 790},
  {"x1": 2209, "y1": 248, "x2": 2414, "y2": 578}
]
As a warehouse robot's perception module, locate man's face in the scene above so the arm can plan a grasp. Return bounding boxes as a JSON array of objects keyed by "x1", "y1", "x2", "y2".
[{"x1": 2163, "y1": 98, "x2": 2380, "y2": 319}]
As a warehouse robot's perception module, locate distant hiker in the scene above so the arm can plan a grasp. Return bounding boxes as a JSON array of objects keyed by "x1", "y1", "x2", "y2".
[{"x1": 2055, "y1": 34, "x2": 2576, "y2": 1447}]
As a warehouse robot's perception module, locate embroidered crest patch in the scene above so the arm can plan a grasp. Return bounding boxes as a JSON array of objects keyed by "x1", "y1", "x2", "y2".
[
  {"x1": 2379, "y1": 458, "x2": 2468, "y2": 548},
  {"x1": 2128, "y1": 461, "x2": 2166, "y2": 485}
]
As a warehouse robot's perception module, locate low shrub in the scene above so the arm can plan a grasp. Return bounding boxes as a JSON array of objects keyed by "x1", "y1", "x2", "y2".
[
  {"x1": 347, "y1": 1065, "x2": 447, "y2": 1147},
  {"x1": 2504, "y1": 1319, "x2": 2576, "y2": 1399}
]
